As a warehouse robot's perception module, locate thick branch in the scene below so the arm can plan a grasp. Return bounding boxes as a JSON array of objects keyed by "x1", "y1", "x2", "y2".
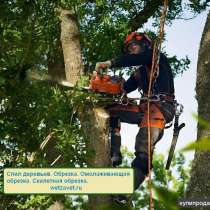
[{"x1": 129, "y1": 0, "x2": 163, "y2": 31}]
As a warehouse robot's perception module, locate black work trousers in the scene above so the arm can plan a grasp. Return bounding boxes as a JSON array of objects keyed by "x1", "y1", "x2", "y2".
[{"x1": 107, "y1": 101, "x2": 175, "y2": 190}]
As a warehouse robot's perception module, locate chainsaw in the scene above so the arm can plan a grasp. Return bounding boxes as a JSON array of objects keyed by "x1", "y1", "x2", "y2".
[
  {"x1": 89, "y1": 70, "x2": 169, "y2": 106},
  {"x1": 90, "y1": 69, "x2": 124, "y2": 95}
]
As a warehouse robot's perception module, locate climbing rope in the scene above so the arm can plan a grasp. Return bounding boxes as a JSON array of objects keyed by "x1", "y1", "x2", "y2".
[{"x1": 147, "y1": 0, "x2": 168, "y2": 209}]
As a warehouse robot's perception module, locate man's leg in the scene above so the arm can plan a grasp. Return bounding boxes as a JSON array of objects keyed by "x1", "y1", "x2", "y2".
[
  {"x1": 110, "y1": 116, "x2": 122, "y2": 167},
  {"x1": 113, "y1": 127, "x2": 163, "y2": 205},
  {"x1": 132, "y1": 127, "x2": 163, "y2": 190}
]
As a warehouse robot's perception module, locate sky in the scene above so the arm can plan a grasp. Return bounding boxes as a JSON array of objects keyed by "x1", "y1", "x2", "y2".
[{"x1": 120, "y1": 10, "x2": 209, "y2": 163}]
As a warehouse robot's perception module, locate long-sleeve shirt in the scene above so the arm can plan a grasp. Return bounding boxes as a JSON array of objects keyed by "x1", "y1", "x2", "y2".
[{"x1": 111, "y1": 48, "x2": 175, "y2": 95}]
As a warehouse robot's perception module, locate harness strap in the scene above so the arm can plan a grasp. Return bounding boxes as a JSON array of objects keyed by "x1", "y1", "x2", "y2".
[{"x1": 141, "y1": 93, "x2": 175, "y2": 103}]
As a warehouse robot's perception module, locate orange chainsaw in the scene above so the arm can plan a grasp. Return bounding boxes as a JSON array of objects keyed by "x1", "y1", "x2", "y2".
[{"x1": 89, "y1": 70, "x2": 124, "y2": 95}]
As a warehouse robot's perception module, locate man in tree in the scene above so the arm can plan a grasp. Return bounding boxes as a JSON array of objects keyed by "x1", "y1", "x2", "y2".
[{"x1": 95, "y1": 32, "x2": 175, "y2": 204}]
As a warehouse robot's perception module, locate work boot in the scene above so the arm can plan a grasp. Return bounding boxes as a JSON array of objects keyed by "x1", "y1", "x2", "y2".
[{"x1": 111, "y1": 153, "x2": 122, "y2": 167}]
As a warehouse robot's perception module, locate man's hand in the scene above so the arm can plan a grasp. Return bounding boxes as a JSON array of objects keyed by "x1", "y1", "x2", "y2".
[{"x1": 95, "y1": 60, "x2": 111, "y2": 71}]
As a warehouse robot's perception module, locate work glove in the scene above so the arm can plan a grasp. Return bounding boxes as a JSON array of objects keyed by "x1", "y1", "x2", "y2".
[{"x1": 95, "y1": 60, "x2": 112, "y2": 72}]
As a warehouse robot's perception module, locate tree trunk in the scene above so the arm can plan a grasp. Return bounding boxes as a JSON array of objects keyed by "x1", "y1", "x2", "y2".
[
  {"x1": 59, "y1": 8, "x2": 113, "y2": 210},
  {"x1": 80, "y1": 107, "x2": 111, "y2": 167},
  {"x1": 186, "y1": 11, "x2": 210, "y2": 205},
  {"x1": 80, "y1": 107, "x2": 113, "y2": 210},
  {"x1": 58, "y1": 8, "x2": 83, "y2": 85}
]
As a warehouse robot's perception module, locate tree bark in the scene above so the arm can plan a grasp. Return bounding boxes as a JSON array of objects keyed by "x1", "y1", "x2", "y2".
[
  {"x1": 58, "y1": 9, "x2": 83, "y2": 85},
  {"x1": 80, "y1": 107, "x2": 111, "y2": 167},
  {"x1": 80, "y1": 107, "x2": 113, "y2": 210},
  {"x1": 186, "y1": 11, "x2": 210, "y2": 205}
]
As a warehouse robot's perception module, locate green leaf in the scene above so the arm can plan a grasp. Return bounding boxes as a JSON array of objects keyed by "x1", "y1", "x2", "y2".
[
  {"x1": 153, "y1": 185, "x2": 181, "y2": 210},
  {"x1": 181, "y1": 137, "x2": 210, "y2": 152},
  {"x1": 192, "y1": 113, "x2": 210, "y2": 128},
  {"x1": 0, "y1": 77, "x2": 6, "y2": 86}
]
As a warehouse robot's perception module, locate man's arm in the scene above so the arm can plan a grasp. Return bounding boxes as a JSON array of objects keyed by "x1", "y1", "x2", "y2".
[
  {"x1": 111, "y1": 49, "x2": 152, "y2": 68},
  {"x1": 123, "y1": 66, "x2": 144, "y2": 93}
]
